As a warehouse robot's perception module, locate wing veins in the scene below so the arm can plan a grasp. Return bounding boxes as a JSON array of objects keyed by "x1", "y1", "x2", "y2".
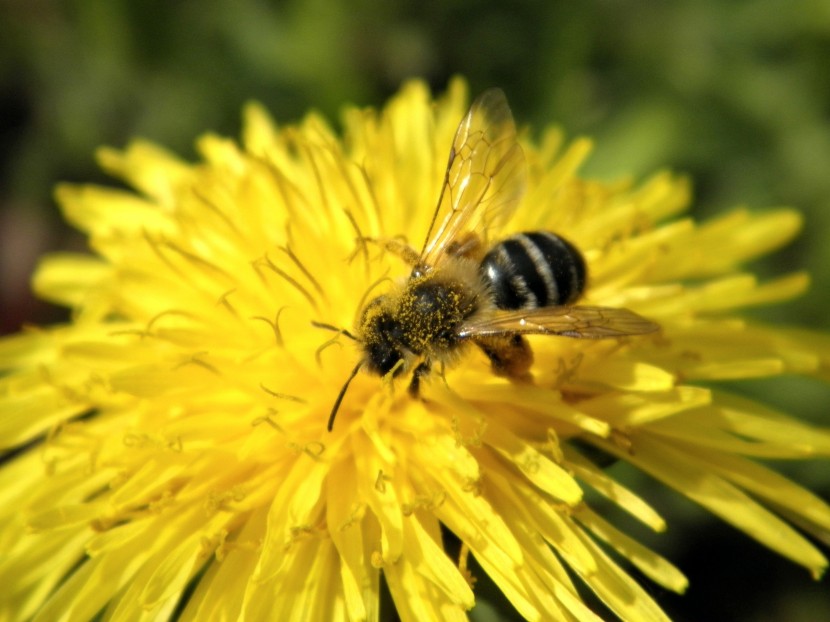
[
  {"x1": 418, "y1": 88, "x2": 526, "y2": 268},
  {"x1": 460, "y1": 306, "x2": 660, "y2": 339}
]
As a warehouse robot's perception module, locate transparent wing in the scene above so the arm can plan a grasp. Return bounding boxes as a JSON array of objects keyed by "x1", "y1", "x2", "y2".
[
  {"x1": 419, "y1": 88, "x2": 527, "y2": 268},
  {"x1": 459, "y1": 306, "x2": 660, "y2": 339}
]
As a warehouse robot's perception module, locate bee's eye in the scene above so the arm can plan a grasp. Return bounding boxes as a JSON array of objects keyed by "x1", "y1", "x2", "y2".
[{"x1": 368, "y1": 343, "x2": 403, "y2": 376}]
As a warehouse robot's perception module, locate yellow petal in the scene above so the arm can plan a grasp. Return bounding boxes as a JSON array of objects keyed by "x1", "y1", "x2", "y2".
[
  {"x1": 629, "y1": 434, "x2": 828, "y2": 577},
  {"x1": 575, "y1": 506, "x2": 688, "y2": 593}
]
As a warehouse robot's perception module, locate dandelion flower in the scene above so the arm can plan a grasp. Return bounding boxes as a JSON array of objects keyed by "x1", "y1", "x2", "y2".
[{"x1": 2, "y1": 78, "x2": 830, "y2": 621}]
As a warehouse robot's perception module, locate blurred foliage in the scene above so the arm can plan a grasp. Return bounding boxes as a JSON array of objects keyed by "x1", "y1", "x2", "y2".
[{"x1": 1, "y1": 1, "x2": 829, "y2": 620}]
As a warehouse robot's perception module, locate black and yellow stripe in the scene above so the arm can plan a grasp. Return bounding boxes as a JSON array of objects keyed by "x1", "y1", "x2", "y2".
[{"x1": 479, "y1": 231, "x2": 586, "y2": 310}]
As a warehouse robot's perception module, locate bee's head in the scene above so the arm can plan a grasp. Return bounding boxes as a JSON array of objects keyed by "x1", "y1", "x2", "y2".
[
  {"x1": 364, "y1": 338, "x2": 405, "y2": 377},
  {"x1": 358, "y1": 294, "x2": 407, "y2": 378},
  {"x1": 313, "y1": 294, "x2": 408, "y2": 432}
]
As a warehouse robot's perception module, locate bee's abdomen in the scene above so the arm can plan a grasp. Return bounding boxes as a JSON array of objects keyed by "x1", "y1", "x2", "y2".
[{"x1": 479, "y1": 231, "x2": 586, "y2": 309}]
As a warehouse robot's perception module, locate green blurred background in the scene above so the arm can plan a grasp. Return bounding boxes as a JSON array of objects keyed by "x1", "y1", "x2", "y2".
[{"x1": 1, "y1": 1, "x2": 828, "y2": 620}]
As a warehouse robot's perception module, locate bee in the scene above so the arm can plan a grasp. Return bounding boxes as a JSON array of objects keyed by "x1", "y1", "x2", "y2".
[{"x1": 319, "y1": 88, "x2": 658, "y2": 431}]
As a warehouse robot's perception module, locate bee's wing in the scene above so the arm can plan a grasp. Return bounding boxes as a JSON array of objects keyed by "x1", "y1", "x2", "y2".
[
  {"x1": 459, "y1": 306, "x2": 659, "y2": 339},
  {"x1": 419, "y1": 88, "x2": 527, "y2": 268}
]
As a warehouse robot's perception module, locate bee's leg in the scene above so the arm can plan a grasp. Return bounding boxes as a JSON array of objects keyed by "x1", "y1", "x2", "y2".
[
  {"x1": 475, "y1": 335, "x2": 534, "y2": 382},
  {"x1": 408, "y1": 359, "x2": 432, "y2": 398},
  {"x1": 444, "y1": 232, "x2": 483, "y2": 261},
  {"x1": 436, "y1": 361, "x2": 450, "y2": 388},
  {"x1": 361, "y1": 236, "x2": 420, "y2": 266}
]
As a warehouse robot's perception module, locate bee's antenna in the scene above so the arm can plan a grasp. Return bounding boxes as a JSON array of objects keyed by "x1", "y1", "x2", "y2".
[{"x1": 328, "y1": 361, "x2": 362, "y2": 432}]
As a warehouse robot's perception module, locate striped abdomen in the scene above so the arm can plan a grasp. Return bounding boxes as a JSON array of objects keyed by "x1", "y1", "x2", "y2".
[{"x1": 479, "y1": 231, "x2": 587, "y2": 310}]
